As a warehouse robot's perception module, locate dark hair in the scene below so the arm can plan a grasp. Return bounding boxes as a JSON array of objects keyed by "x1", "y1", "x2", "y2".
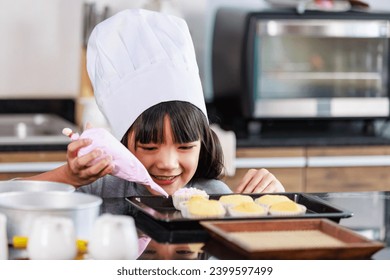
[{"x1": 121, "y1": 101, "x2": 224, "y2": 179}]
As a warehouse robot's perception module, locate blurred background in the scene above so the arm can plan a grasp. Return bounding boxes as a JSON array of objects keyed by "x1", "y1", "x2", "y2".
[
  {"x1": 1, "y1": 0, "x2": 387, "y2": 105},
  {"x1": 2, "y1": 0, "x2": 390, "y2": 193}
]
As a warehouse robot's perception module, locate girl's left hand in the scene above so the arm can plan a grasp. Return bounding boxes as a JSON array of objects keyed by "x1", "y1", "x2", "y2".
[{"x1": 235, "y1": 168, "x2": 285, "y2": 193}]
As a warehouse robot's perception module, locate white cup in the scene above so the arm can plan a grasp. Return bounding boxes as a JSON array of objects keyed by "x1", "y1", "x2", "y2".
[
  {"x1": 0, "y1": 213, "x2": 8, "y2": 260},
  {"x1": 88, "y1": 214, "x2": 138, "y2": 260},
  {"x1": 27, "y1": 216, "x2": 77, "y2": 260}
]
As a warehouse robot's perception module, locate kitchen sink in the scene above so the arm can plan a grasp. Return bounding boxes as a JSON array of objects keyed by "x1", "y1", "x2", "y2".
[{"x1": 0, "y1": 114, "x2": 78, "y2": 145}]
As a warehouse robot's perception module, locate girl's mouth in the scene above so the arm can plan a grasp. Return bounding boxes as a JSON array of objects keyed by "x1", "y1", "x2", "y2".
[{"x1": 151, "y1": 174, "x2": 179, "y2": 185}]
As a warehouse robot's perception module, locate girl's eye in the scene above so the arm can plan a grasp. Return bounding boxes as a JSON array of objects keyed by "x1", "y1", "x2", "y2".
[
  {"x1": 139, "y1": 146, "x2": 157, "y2": 151},
  {"x1": 143, "y1": 249, "x2": 157, "y2": 255},
  {"x1": 179, "y1": 145, "x2": 195, "y2": 150},
  {"x1": 176, "y1": 250, "x2": 194, "y2": 255}
]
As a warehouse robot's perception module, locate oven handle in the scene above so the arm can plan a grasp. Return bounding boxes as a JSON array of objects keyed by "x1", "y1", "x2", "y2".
[{"x1": 257, "y1": 20, "x2": 390, "y2": 38}]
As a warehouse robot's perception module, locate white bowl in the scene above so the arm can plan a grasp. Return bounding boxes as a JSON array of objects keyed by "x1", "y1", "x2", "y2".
[
  {"x1": 0, "y1": 191, "x2": 102, "y2": 242},
  {"x1": 0, "y1": 180, "x2": 75, "y2": 193}
]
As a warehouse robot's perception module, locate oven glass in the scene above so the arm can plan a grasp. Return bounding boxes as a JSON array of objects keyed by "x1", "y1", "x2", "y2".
[{"x1": 253, "y1": 20, "x2": 390, "y2": 118}]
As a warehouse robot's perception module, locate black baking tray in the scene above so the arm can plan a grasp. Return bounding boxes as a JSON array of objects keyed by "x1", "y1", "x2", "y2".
[{"x1": 126, "y1": 193, "x2": 353, "y2": 243}]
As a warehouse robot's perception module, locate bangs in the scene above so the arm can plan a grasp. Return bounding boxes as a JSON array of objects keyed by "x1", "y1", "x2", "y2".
[
  {"x1": 128, "y1": 101, "x2": 207, "y2": 145},
  {"x1": 120, "y1": 100, "x2": 224, "y2": 180}
]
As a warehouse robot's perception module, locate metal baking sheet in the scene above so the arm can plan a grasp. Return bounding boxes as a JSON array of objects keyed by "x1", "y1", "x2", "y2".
[{"x1": 126, "y1": 193, "x2": 353, "y2": 243}]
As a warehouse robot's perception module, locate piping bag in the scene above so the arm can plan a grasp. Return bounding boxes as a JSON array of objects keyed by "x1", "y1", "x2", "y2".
[{"x1": 63, "y1": 127, "x2": 168, "y2": 197}]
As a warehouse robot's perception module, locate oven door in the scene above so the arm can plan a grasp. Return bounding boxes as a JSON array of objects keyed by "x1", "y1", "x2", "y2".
[{"x1": 252, "y1": 19, "x2": 390, "y2": 119}]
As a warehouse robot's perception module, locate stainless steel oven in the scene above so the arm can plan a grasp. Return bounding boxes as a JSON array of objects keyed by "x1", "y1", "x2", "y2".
[{"x1": 212, "y1": 9, "x2": 390, "y2": 123}]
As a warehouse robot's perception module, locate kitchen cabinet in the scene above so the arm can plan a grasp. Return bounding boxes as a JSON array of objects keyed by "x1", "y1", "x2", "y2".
[
  {"x1": 222, "y1": 147, "x2": 306, "y2": 192},
  {"x1": 0, "y1": 151, "x2": 66, "y2": 180},
  {"x1": 223, "y1": 146, "x2": 390, "y2": 193},
  {"x1": 306, "y1": 146, "x2": 390, "y2": 192}
]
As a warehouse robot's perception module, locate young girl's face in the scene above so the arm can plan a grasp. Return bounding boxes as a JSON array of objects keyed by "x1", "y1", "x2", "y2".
[{"x1": 127, "y1": 116, "x2": 201, "y2": 195}]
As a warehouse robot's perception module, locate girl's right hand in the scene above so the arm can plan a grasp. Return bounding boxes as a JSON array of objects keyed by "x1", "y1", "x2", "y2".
[
  {"x1": 64, "y1": 137, "x2": 114, "y2": 187},
  {"x1": 235, "y1": 168, "x2": 285, "y2": 194}
]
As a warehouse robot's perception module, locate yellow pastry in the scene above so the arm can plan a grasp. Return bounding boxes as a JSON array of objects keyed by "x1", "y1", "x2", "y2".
[
  {"x1": 254, "y1": 194, "x2": 291, "y2": 207},
  {"x1": 172, "y1": 187, "x2": 209, "y2": 210},
  {"x1": 268, "y1": 200, "x2": 306, "y2": 216},
  {"x1": 227, "y1": 202, "x2": 267, "y2": 217},
  {"x1": 177, "y1": 195, "x2": 209, "y2": 211},
  {"x1": 218, "y1": 194, "x2": 253, "y2": 208},
  {"x1": 181, "y1": 199, "x2": 225, "y2": 219}
]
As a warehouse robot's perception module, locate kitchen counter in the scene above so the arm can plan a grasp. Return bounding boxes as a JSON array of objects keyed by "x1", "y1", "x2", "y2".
[
  {"x1": 7, "y1": 191, "x2": 390, "y2": 260},
  {"x1": 0, "y1": 144, "x2": 69, "y2": 152},
  {"x1": 0, "y1": 99, "x2": 76, "y2": 152},
  {"x1": 238, "y1": 135, "x2": 390, "y2": 148},
  {"x1": 215, "y1": 118, "x2": 390, "y2": 148},
  {"x1": 0, "y1": 113, "x2": 77, "y2": 152},
  {"x1": 99, "y1": 191, "x2": 390, "y2": 260}
]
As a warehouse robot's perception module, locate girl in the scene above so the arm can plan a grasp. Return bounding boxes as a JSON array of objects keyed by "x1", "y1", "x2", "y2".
[{"x1": 24, "y1": 9, "x2": 284, "y2": 197}]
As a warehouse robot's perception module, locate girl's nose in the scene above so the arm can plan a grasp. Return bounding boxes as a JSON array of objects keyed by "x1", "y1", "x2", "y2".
[{"x1": 156, "y1": 148, "x2": 179, "y2": 170}]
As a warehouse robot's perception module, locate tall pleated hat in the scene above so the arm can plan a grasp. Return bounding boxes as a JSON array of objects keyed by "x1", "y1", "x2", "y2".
[{"x1": 86, "y1": 9, "x2": 207, "y2": 140}]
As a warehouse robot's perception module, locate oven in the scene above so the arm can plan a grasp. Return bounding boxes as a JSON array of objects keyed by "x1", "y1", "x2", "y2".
[{"x1": 212, "y1": 8, "x2": 390, "y2": 131}]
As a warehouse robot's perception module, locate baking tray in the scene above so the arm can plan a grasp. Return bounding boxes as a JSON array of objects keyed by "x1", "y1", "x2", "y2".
[
  {"x1": 126, "y1": 193, "x2": 352, "y2": 243},
  {"x1": 201, "y1": 219, "x2": 385, "y2": 259}
]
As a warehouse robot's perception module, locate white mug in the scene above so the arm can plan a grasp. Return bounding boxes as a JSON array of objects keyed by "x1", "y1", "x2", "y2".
[
  {"x1": 88, "y1": 214, "x2": 138, "y2": 260},
  {"x1": 27, "y1": 216, "x2": 77, "y2": 260},
  {"x1": 0, "y1": 213, "x2": 8, "y2": 260}
]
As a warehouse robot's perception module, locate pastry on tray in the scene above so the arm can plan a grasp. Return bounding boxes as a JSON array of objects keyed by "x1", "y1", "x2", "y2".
[
  {"x1": 227, "y1": 201, "x2": 267, "y2": 218},
  {"x1": 172, "y1": 187, "x2": 209, "y2": 210},
  {"x1": 177, "y1": 195, "x2": 209, "y2": 211},
  {"x1": 218, "y1": 194, "x2": 253, "y2": 208},
  {"x1": 180, "y1": 199, "x2": 226, "y2": 219},
  {"x1": 268, "y1": 200, "x2": 307, "y2": 216},
  {"x1": 254, "y1": 194, "x2": 291, "y2": 208}
]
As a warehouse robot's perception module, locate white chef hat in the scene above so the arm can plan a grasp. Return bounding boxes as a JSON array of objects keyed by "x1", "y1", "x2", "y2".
[{"x1": 86, "y1": 9, "x2": 207, "y2": 140}]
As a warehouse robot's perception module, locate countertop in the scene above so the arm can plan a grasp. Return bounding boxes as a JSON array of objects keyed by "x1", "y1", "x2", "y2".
[
  {"x1": 227, "y1": 119, "x2": 390, "y2": 147},
  {"x1": 8, "y1": 191, "x2": 390, "y2": 260},
  {"x1": 237, "y1": 135, "x2": 390, "y2": 147},
  {"x1": 0, "y1": 144, "x2": 68, "y2": 152},
  {"x1": 0, "y1": 99, "x2": 75, "y2": 152},
  {"x1": 99, "y1": 191, "x2": 390, "y2": 260}
]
